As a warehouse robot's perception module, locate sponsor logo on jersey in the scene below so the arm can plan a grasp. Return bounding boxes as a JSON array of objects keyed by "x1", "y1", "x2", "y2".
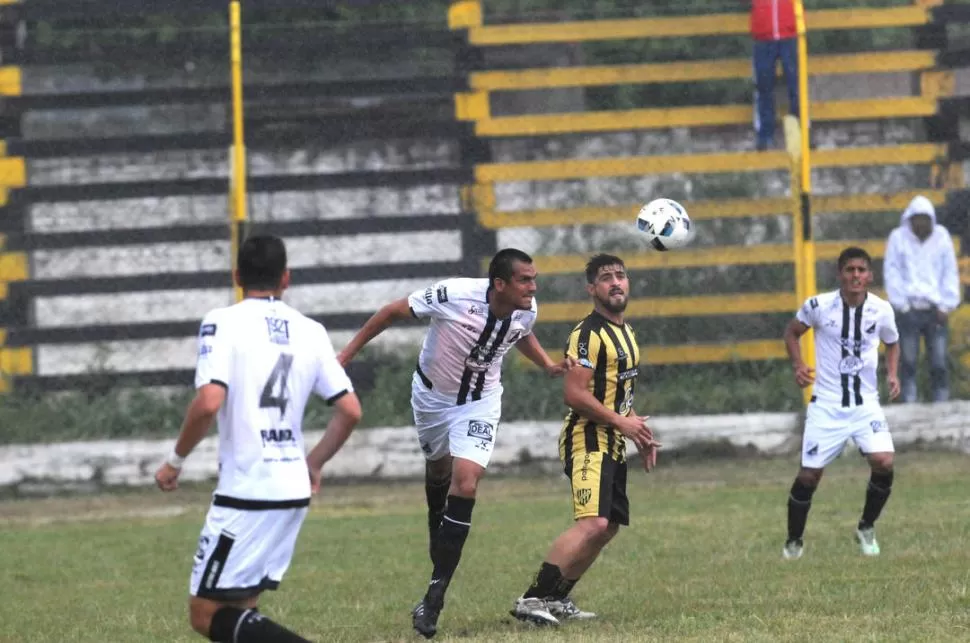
[
  {"x1": 618, "y1": 367, "x2": 639, "y2": 381},
  {"x1": 260, "y1": 428, "x2": 296, "y2": 446},
  {"x1": 436, "y1": 286, "x2": 448, "y2": 304},
  {"x1": 464, "y1": 345, "x2": 492, "y2": 373},
  {"x1": 200, "y1": 323, "x2": 217, "y2": 337},
  {"x1": 505, "y1": 328, "x2": 525, "y2": 344},
  {"x1": 265, "y1": 317, "x2": 290, "y2": 346},
  {"x1": 838, "y1": 355, "x2": 864, "y2": 375},
  {"x1": 866, "y1": 322, "x2": 877, "y2": 334},
  {"x1": 467, "y1": 420, "x2": 494, "y2": 442},
  {"x1": 578, "y1": 358, "x2": 594, "y2": 369},
  {"x1": 424, "y1": 288, "x2": 433, "y2": 305},
  {"x1": 468, "y1": 304, "x2": 484, "y2": 316},
  {"x1": 199, "y1": 343, "x2": 214, "y2": 357},
  {"x1": 870, "y1": 419, "x2": 888, "y2": 432}
]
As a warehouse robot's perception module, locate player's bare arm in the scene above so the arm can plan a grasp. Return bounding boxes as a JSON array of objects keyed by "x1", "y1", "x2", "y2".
[
  {"x1": 783, "y1": 317, "x2": 815, "y2": 388},
  {"x1": 563, "y1": 365, "x2": 661, "y2": 469},
  {"x1": 306, "y1": 392, "x2": 363, "y2": 493},
  {"x1": 338, "y1": 297, "x2": 413, "y2": 366},
  {"x1": 515, "y1": 333, "x2": 575, "y2": 377},
  {"x1": 883, "y1": 342, "x2": 901, "y2": 400},
  {"x1": 155, "y1": 382, "x2": 226, "y2": 491}
]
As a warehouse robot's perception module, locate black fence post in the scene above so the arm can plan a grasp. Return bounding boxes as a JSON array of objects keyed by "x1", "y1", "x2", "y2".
[{"x1": 449, "y1": 1, "x2": 497, "y2": 278}]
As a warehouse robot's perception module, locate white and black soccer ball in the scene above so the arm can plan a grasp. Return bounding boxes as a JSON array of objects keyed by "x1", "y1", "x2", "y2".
[{"x1": 636, "y1": 198, "x2": 693, "y2": 251}]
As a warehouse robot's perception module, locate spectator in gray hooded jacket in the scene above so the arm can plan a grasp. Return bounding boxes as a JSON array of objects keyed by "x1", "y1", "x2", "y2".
[{"x1": 883, "y1": 195, "x2": 961, "y2": 403}]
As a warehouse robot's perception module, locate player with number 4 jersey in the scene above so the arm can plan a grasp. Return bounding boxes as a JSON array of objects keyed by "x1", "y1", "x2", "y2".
[
  {"x1": 155, "y1": 235, "x2": 363, "y2": 643},
  {"x1": 782, "y1": 246, "x2": 900, "y2": 561}
]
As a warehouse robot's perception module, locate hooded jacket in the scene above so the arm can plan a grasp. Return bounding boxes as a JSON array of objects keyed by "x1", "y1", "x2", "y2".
[{"x1": 883, "y1": 195, "x2": 961, "y2": 314}]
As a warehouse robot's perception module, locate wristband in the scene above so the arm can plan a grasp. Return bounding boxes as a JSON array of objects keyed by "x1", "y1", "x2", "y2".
[{"x1": 166, "y1": 449, "x2": 186, "y2": 469}]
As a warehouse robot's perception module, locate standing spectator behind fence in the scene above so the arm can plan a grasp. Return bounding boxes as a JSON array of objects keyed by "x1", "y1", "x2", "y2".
[
  {"x1": 884, "y1": 195, "x2": 961, "y2": 403},
  {"x1": 750, "y1": 0, "x2": 800, "y2": 151}
]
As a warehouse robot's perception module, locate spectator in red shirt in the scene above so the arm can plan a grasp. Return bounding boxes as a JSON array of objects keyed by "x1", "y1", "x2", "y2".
[{"x1": 751, "y1": 0, "x2": 800, "y2": 150}]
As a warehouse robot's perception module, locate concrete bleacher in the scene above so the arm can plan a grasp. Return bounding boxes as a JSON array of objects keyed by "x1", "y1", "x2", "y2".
[
  {"x1": 0, "y1": 0, "x2": 968, "y2": 392},
  {"x1": 449, "y1": 0, "x2": 970, "y2": 366}
]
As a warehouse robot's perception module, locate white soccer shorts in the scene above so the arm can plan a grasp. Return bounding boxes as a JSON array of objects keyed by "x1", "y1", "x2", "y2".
[
  {"x1": 801, "y1": 401, "x2": 894, "y2": 469},
  {"x1": 189, "y1": 503, "x2": 308, "y2": 601},
  {"x1": 411, "y1": 372, "x2": 501, "y2": 468}
]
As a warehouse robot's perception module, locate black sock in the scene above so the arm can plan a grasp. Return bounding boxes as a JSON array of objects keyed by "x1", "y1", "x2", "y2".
[
  {"x1": 523, "y1": 562, "x2": 563, "y2": 599},
  {"x1": 428, "y1": 495, "x2": 475, "y2": 597},
  {"x1": 787, "y1": 479, "x2": 817, "y2": 542},
  {"x1": 859, "y1": 470, "x2": 894, "y2": 529},
  {"x1": 209, "y1": 607, "x2": 312, "y2": 643},
  {"x1": 549, "y1": 577, "x2": 577, "y2": 601},
  {"x1": 425, "y1": 475, "x2": 451, "y2": 537}
]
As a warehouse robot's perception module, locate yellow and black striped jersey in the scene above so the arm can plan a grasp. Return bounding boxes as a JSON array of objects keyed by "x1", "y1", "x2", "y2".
[{"x1": 558, "y1": 311, "x2": 640, "y2": 463}]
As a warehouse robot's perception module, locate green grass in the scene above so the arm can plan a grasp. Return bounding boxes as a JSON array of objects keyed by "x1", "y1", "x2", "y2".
[{"x1": 2, "y1": 452, "x2": 970, "y2": 642}]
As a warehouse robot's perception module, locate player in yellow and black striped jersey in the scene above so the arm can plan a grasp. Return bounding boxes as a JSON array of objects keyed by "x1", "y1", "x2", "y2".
[
  {"x1": 559, "y1": 310, "x2": 640, "y2": 464},
  {"x1": 511, "y1": 254, "x2": 661, "y2": 626}
]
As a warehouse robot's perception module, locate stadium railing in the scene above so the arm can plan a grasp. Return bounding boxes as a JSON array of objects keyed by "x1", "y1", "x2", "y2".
[{"x1": 447, "y1": 0, "x2": 970, "y2": 368}]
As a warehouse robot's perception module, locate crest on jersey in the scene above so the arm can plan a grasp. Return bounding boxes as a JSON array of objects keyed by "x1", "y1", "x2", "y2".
[
  {"x1": 265, "y1": 317, "x2": 290, "y2": 345},
  {"x1": 575, "y1": 488, "x2": 592, "y2": 506}
]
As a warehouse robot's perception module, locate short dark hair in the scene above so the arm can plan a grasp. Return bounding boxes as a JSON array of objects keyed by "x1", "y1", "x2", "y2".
[
  {"x1": 237, "y1": 234, "x2": 287, "y2": 291},
  {"x1": 488, "y1": 248, "x2": 533, "y2": 287},
  {"x1": 837, "y1": 246, "x2": 872, "y2": 271},
  {"x1": 585, "y1": 253, "x2": 625, "y2": 284}
]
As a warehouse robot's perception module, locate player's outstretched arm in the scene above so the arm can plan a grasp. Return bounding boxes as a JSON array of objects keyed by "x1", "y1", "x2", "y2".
[
  {"x1": 306, "y1": 392, "x2": 363, "y2": 493},
  {"x1": 338, "y1": 298, "x2": 413, "y2": 367},
  {"x1": 514, "y1": 333, "x2": 575, "y2": 377},
  {"x1": 783, "y1": 317, "x2": 815, "y2": 388},
  {"x1": 155, "y1": 383, "x2": 226, "y2": 491}
]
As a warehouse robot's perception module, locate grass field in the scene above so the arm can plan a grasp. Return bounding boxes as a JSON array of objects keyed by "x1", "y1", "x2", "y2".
[{"x1": 2, "y1": 452, "x2": 969, "y2": 643}]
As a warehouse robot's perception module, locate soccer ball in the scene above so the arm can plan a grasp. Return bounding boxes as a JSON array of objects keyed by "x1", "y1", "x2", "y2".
[{"x1": 636, "y1": 198, "x2": 693, "y2": 251}]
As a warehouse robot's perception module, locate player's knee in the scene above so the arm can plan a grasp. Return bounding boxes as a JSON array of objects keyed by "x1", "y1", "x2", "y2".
[
  {"x1": 796, "y1": 467, "x2": 823, "y2": 487},
  {"x1": 869, "y1": 454, "x2": 894, "y2": 474},
  {"x1": 188, "y1": 598, "x2": 215, "y2": 637},
  {"x1": 450, "y1": 476, "x2": 479, "y2": 498},
  {"x1": 426, "y1": 458, "x2": 452, "y2": 484},
  {"x1": 577, "y1": 516, "x2": 612, "y2": 541}
]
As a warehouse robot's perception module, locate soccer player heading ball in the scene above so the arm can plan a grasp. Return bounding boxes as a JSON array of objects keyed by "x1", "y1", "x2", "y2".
[{"x1": 338, "y1": 248, "x2": 573, "y2": 639}]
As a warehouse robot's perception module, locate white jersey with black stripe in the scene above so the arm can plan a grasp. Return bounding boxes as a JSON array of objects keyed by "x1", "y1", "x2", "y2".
[
  {"x1": 795, "y1": 290, "x2": 899, "y2": 407},
  {"x1": 194, "y1": 298, "x2": 353, "y2": 503},
  {"x1": 407, "y1": 278, "x2": 537, "y2": 404}
]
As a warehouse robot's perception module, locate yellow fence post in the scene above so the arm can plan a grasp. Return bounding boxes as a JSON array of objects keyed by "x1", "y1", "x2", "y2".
[
  {"x1": 229, "y1": 0, "x2": 247, "y2": 303},
  {"x1": 794, "y1": 0, "x2": 815, "y2": 406}
]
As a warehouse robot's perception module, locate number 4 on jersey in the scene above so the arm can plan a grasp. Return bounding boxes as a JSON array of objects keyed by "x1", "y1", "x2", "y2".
[{"x1": 260, "y1": 353, "x2": 293, "y2": 416}]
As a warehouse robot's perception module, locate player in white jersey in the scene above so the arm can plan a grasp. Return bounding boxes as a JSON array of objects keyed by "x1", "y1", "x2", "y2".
[
  {"x1": 154, "y1": 235, "x2": 363, "y2": 643},
  {"x1": 781, "y1": 247, "x2": 900, "y2": 560},
  {"x1": 338, "y1": 248, "x2": 572, "y2": 638}
]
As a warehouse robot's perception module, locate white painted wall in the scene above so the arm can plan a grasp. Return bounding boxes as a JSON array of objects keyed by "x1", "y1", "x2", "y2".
[{"x1": 2, "y1": 401, "x2": 968, "y2": 493}]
